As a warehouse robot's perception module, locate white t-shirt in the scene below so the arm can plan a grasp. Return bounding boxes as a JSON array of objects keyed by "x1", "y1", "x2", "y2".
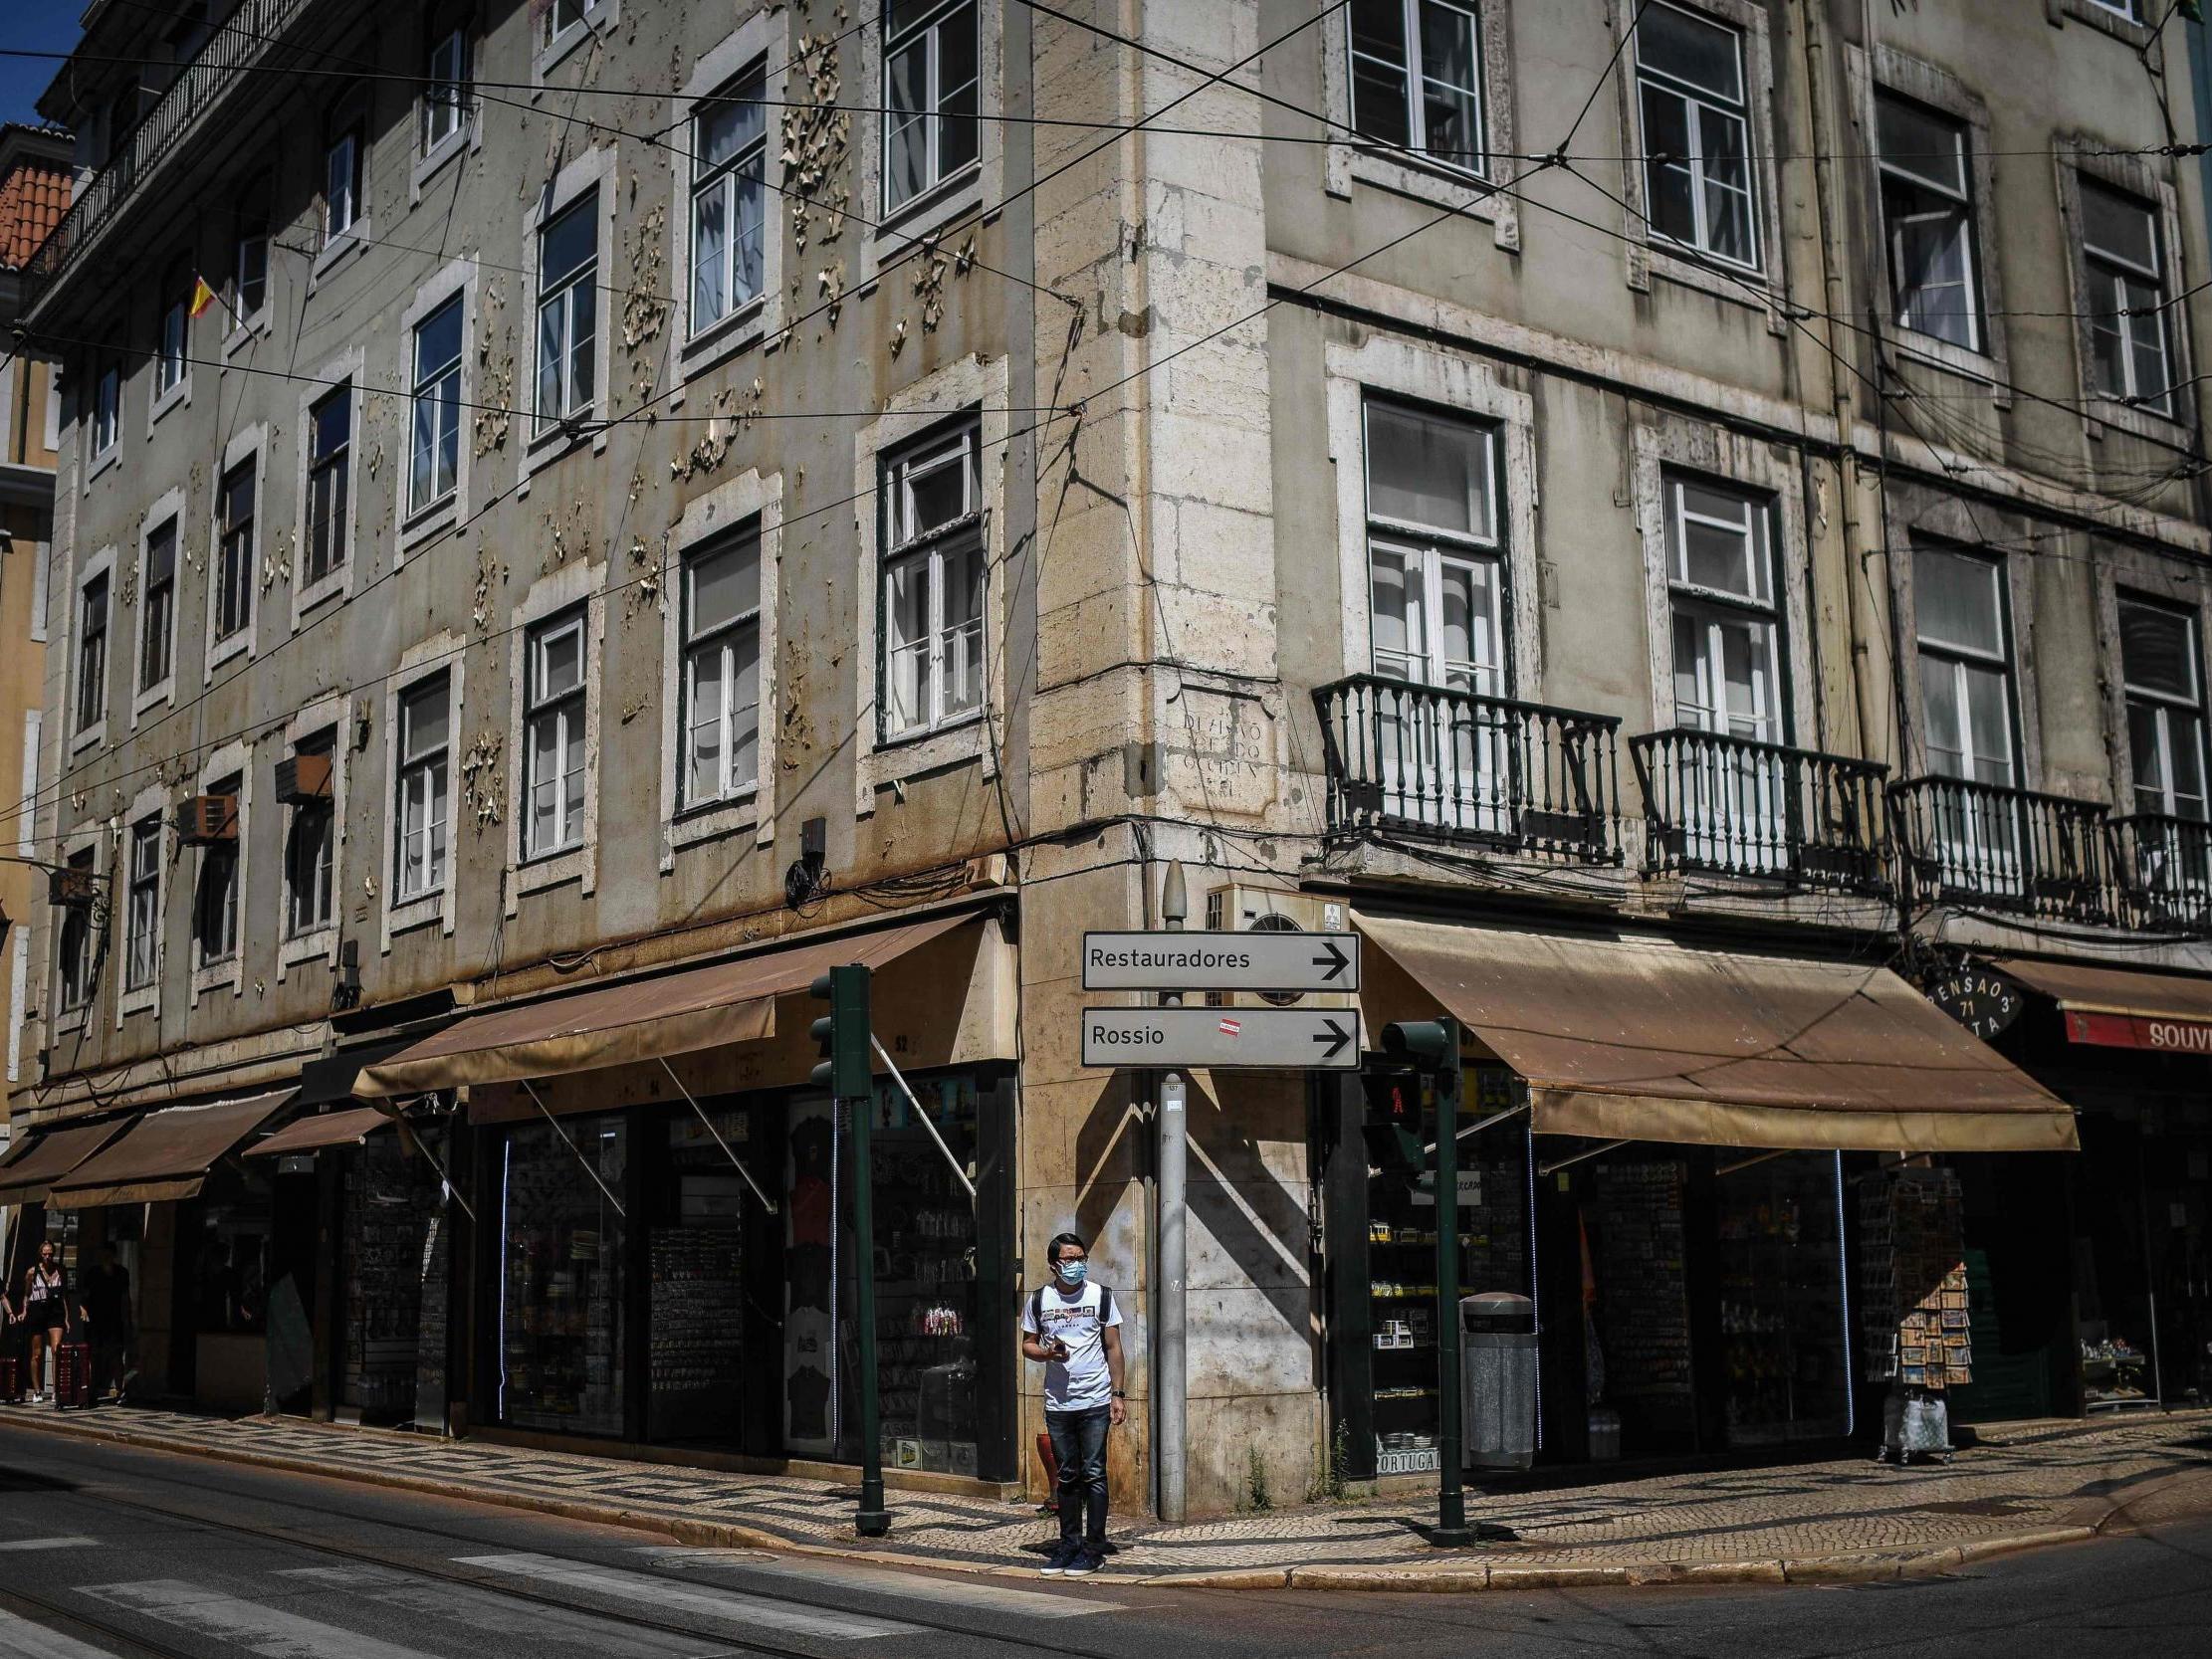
[{"x1": 1021, "y1": 1280, "x2": 1121, "y2": 1413}]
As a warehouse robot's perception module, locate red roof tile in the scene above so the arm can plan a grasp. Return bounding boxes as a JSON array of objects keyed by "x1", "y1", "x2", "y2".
[{"x1": 0, "y1": 159, "x2": 73, "y2": 269}]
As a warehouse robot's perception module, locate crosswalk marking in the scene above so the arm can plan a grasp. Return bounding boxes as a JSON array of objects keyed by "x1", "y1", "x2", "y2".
[
  {"x1": 0, "y1": 1542, "x2": 97, "y2": 1555},
  {"x1": 630, "y1": 1547, "x2": 1115, "y2": 1617},
  {"x1": 76, "y1": 1579, "x2": 443, "y2": 1659},
  {"x1": 452, "y1": 1554, "x2": 923, "y2": 1641},
  {"x1": 0, "y1": 1607, "x2": 121, "y2": 1659},
  {"x1": 276, "y1": 1567, "x2": 742, "y2": 1658}
]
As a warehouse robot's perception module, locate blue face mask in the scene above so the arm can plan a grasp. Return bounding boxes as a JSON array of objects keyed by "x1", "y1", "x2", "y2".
[{"x1": 1057, "y1": 1259, "x2": 1088, "y2": 1287}]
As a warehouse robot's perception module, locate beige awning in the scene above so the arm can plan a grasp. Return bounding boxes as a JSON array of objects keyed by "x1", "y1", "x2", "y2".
[
  {"x1": 45, "y1": 1090, "x2": 298, "y2": 1208},
  {"x1": 356, "y1": 912, "x2": 979, "y2": 1098},
  {"x1": 0, "y1": 1120, "x2": 133, "y2": 1207},
  {"x1": 1993, "y1": 956, "x2": 2212, "y2": 1021},
  {"x1": 242, "y1": 1106, "x2": 395, "y2": 1158},
  {"x1": 1359, "y1": 914, "x2": 2077, "y2": 1153}
]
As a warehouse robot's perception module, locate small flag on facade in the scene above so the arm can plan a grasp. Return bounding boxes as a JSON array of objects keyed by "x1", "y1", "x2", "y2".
[
  {"x1": 1217, "y1": 1017, "x2": 1241, "y2": 1038},
  {"x1": 188, "y1": 275, "x2": 221, "y2": 320}
]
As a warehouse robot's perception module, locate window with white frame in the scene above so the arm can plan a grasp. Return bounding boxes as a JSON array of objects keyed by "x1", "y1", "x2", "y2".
[
  {"x1": 1346, "y1": 0, "x2": 1485, "y2": 174},
  {"x1": 154, "y1": 262, "x2": 189, "y2": 397},
  {"x1": 234, "y1": 179, "x2": 269, "y2": 317},
  {"x1": 92, "y1": 361, "x2": 119, "y2": 456},
  {"x1": 1664, "y1": 474, "x2": 1782, "y2": 743},
  {"x1": 123, "y1": 815, "x2": 160, "y2": 991},
  {"x1": 75, "y1": 572, "x2": 109, "y2": 733},
  {"x1": 1634, "y1": 1, "x2": 1758, "y2": 270},
  {"x1": 304, "y1": 384, "x2": 351, "y2": 586},
  {"x1": 56, "y1": 850, "x2": 96, "y2": 1011},
  {"x1": 690, "y1": 64, "x2": 769, "y2": 332},
  {"x1": 2082, "y1": 178, "x2": 2175, "y2": 413},
  {"x1": 422, "y1": 27, "x2": 469, "y2": 153},
  {"x1": 139, "y1": 518, "x2": 175, "y2": 692},
  {"x1": 284, "y1": 734, "x2": 335, "y2": 937},
  {"x1": 536, "y1": 190, "x2": 598, "y2": 430},
  {"x1": 2089, "y1": 0, "x2": 2142, "y2": 19},
  {"x1": 523, "y1": 608, "x2": 588, "y2": 858},
  {"x1": 2120, "y1": 595, "x2": 2208, "y2": 822},
  {"x1": 544, "y1": 0, "x2": 599, "y2": 47},
  {"x1": 1915, "y1": 544, "x2": 2017, "y2": 790},
  {"x1": 410, "y1": 297, "x2": 462, "y2": 513},
  {"x1": 325, "y1": 113, "x2": 362, "y2": 246},
  {"x1": 215, "y1": 456, "x2": 255, "y2": 642},
  {"x1": 1877, "y1": 91, "x2": 1981, "y2": 352},
  {"x1": 1364, "y1": 399, "x2": 1503, "y2": 695},
  {"x1": 880, "y1": 417, "x2": 985, "y2": 740},
  {"x1": 394, "y1": 673, "x2": 451, "y2": 900},
  {"x1": 883, "y1": 0, "x2": 980, "y2": 214},
  {"x1": 681, "y1": 527, "x2": 762, "y2": 808},
  {"x1": 192, "y1": 777, "x2": 240, "y2": 968}
]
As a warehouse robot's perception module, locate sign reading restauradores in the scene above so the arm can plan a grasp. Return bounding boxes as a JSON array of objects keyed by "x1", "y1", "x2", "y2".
[
  {"x1": 1081, "y1": 1007, "x2": 1361, "y2": 1070},
  {"x1": 1081, "y1": 930, "x2": 1360, "y2": 993}
]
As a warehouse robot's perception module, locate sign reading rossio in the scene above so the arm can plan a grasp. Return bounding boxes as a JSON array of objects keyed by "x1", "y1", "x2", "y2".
[{"x1": 1081, "y1": 930, "x2": 1360, "y2": 994}]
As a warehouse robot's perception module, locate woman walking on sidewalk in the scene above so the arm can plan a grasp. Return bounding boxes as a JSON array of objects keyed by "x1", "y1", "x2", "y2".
[{"x1": 7, "y1": 1242, "x2": 73, "y2": 1403}]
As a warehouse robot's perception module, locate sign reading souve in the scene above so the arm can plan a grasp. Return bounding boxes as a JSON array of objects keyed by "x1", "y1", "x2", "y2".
[
  {"x1": 1081, "y1": 930, "x2": 1359, "y2": 993},
  {"x1": 2065, "y1": 1010, "x2": 2212, "y2": 1052},
  {"x1": 1081, "y1": 1007, "x2": 1360, "y2": 1070}
]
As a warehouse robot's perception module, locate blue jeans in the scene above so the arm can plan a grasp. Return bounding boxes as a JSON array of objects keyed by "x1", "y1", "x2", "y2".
[{"x1": 1047, "y1": 1405, "x2": 1111, "y2": 1546}]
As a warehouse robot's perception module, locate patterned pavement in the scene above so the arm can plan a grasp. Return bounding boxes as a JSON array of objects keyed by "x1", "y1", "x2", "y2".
[{"x1": 5, "y1": 1400, "x2": 2211, "y2": 1580}]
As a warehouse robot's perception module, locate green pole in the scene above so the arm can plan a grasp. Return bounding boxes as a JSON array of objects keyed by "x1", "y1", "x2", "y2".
[
  {"x1": 1432, "y1": 1017, "x2": 1470, "y2": 1546},
  {"x1": 851, "y1": 1082, "x2": 890, "y2": 1537}
]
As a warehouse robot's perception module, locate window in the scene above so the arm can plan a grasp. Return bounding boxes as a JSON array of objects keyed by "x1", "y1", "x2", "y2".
[
  {"x1": 2082, "y1": 178, "x2": 2174, "y2": 413},
  {"x1": 1346, "y1": 0, "x2": 1484, "y2": 174},
  {"x1": 394, "y1": 674, "x2": 451, "y2": 900},
  {"x1": 216, "y1": 457, "x2": 255, "y2": 642},
  {"x1": 681, "y1": 529, "x2": 762, "y2": 807},
  {"x1": 411, "y1": 298, "x2": 463, "y2": 513},
  {"x1": 1877, "y1": 93, "x2": 1980, "y2": 352},
  {"x1": 524, "y1": 609, "x2": 588, "y2": 858},
  {"x1": 304, "y1": 384, "x2": 351, "y2": 585},
  {"x1": 102, "y1": 79, "x2": 141, "y2": 171},
  {"x1": 883, "y1": 0, "x2": 980, "y2": 214},
  {"x1": 92, "y1": 361, "x2": 119, "y2": 456},
  {"x1": 1665, "y1": 476, "x2": 1781, "y2": 742},
  {"x1": 325, "y1": 118, "x2": 362, "y2": 246},
  {"x1": 536, "y1": 190, "x2": 598, "y2": 430},
  {"x1": 124, "y1": 815, "x2": 160, "y2": 992},
  {"x1": 2089, "y1": 0, "x2": 2142, "y2": 19},
  {"x1": 690, "y1": 66, "x2": 769, "y2": 332},
  {"x1": 155, "y1": 263, "x2": 190, "y2": 398},
  {"x1": 234, "y1": 182, "x2": 269, "y2": 317},
  {"x1": 75, "y1": 573, "x2": 110, "y2": 733},
  {"x1": 285, "y1": 737, "x2": 335, "y2": 937},
  {"x1": 881, "y1": 418, "x2": 985, "y2": 739},
  {"x1": 2120, "y1": 597, "x2": 2208, "y2": 822},
  {"x1": 192, "y1": 778, "x2": 240, "y2": 968},
  {"x1": 545, "y1": 0, "x2": 597, "y2": 46},
  {"x1": 1364, "y1": 399, "x2": 1502, "y2": 694},
  {"x1": 1915, "y1": 545, "x2": 2016, "y2": 789},
  {"x1": 1635, "y1": 2, "x2": 1757, "y2": 269},
  {"x1": 422, "y1": 28, "x2": 469, "y2": 152},
  {"x1": 57, "y1": 850, "x2": 95, "y2": 1012},
  {"x1": 139, "y1": 519, "x2": 176, "y2": 692}
]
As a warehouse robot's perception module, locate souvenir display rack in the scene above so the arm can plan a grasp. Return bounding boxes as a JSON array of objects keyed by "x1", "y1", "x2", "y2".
[{"x1": 1859, "y1": 1166, "x2": 1972, "y2": 1391}]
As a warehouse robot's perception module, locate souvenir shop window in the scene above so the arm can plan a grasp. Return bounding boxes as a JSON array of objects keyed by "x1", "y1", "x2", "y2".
[
  {"x1": 648, "y1": 1106, "x2": 752, "y2": 1443},
  {"x1": 195, "y1": 1201, "x2": 272, "y2": 1336},
  {"x1": 1712, "y1": 1150, "x2": 1850, "y2": 1444},
  {"x1": 498, "y1": 1115, "x2": 627, "y2": 1436}
]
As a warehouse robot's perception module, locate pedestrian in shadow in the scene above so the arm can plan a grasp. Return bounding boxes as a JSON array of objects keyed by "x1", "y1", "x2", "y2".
[{"x1": 6, "y1": 1241, "x2": 73, "y2": 1403}]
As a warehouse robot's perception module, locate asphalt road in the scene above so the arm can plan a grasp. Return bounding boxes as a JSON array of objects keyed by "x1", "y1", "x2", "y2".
[{"x1": 1, "y1": 1424, "x2": 2209, "y2": 1658}]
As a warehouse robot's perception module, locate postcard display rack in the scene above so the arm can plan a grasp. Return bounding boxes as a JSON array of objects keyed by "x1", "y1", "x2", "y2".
[
  {"x1": 341, "y1": 1133, "x2": 431, "y2": 1420},
  {"x1": 648, "y1": 1227, "x2": 744, "y2": 1441},
  {"x1": 501, "y1": 1118, "x2": 627, "y2": 1436},
  {"x1": 1860, "y1": 1166, "x2": 1970, "y2": 1463}
]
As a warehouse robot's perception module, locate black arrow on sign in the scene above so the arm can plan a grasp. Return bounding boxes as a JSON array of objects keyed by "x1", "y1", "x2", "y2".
[
  {"x1": 1312, "y1": 1017, "x2": 1352, "y2": 1061},
  {"x1": 1312, "y1": 939, "x2": 1350, "y2": 981}
]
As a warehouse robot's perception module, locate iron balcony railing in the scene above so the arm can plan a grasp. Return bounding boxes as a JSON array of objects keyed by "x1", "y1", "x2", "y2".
[
  {"x1": 1312, "y1": 674, "x2": 1624, "y2": 863},
  {"x1": 25, "y1": 0, "x2": 315, "y2": 308},
  {"x1": 2110, "y1": 811, "x2": 2212, "y2": 933},
  {"x1": 1631, "y1": 728, "x2": 1890, "y2": 891},
  {"x1": 1890, "y1": 775, "x2": 2117, "y2": 925}
]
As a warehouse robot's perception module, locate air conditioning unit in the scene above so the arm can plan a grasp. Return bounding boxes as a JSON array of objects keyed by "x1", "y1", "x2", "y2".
[
  {"x1": 174, "y1": 794, "x2": 238, "y2": 845},
  {"x1": 48, "y1": 867, "x2": 98, "y2": 910},
  {"x1": 1203, "y1": 884, "x2": 1351, "y2": 1009},
  {"x1": 275, "y1": 751, "x2": 334, "y2": 805}
]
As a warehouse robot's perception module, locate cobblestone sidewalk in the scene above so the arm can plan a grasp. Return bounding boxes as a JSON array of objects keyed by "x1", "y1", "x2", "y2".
[{"x1": 5, "y1": 1400, "x2": 2210, "y2": 1587}]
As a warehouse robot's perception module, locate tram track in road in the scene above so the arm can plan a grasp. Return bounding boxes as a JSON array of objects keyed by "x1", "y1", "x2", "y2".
[
  {"x1": 0, "y1": 1431, "x2": 1139, "y2": 1659},
  {"x1": 0, "y1": 1581, "x2": 209, "y2": 1659}
]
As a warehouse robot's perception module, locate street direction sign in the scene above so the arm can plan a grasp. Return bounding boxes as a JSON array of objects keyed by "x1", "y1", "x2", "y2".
[
  {"x1": 1081, "y1": 1007, "x2": 1361, "y2": 1070},
  {"x1": 1081, "y1": 931, "x2": 1360, "y2": 993}
]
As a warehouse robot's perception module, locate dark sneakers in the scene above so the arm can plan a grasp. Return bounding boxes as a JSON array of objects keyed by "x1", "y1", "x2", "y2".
[
  {"x1": 1038, "y1": 1540, "x2": 1082, "y2": 1577},
  {"x1": 1061, "y1": 1547, "x2": 1104, "y2": 1578}
]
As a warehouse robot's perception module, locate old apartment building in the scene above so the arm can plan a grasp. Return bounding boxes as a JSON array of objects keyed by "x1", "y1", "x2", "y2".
[{"x1": 4, "y1": 0, "x2": 2211, "y2": 1515}]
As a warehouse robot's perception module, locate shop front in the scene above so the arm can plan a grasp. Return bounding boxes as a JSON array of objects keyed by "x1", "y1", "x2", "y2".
[
  {"x1": 353, "y1": 908, "x2": 1021, "y2": 1487},
  {"x1": 1324, "y1": 914, "x2": 2077, "y2": 1477}
]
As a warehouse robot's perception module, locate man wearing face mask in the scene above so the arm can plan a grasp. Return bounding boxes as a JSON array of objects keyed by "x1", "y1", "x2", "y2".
[{"x1": 1019, "y1": 1232, "x2": 1125, "y2": 1577}]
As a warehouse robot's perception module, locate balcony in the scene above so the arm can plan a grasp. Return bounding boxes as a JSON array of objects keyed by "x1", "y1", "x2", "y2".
[
  {"x1": 1890, "y1": 776, "x2": 2117, "y2": 926},
  {"x1": 1312, "y1": 675, "x2": 1624, "y2": 863},
  {"x1": 24, "y1": 0, "x2": 318, "y2": 315},
  {"x1": 1631, "y1": 728, "x2": 1890, "y2": 892},
  {"x1": 2110, "y1": 812, "x2": 2212, "y2": 933}
]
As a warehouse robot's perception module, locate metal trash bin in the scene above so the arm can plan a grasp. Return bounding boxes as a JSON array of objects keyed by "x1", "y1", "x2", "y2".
[{"x1": 1460, "y1": 1291, "x2": 1536, "y2": 1471}]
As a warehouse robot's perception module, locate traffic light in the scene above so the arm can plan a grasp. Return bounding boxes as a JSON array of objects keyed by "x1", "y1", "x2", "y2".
[
  {"x1": 1381, "y1": 1020, "x2": 1455, "y2": 1071},
  {"x1": 809, "y1": 964, "x2": 873, "y2": 1097}
]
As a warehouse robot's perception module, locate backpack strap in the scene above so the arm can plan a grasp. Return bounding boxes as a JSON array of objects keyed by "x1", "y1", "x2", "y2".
[
  {"x1": 1098, "y1": 1285, "x2": 1115, "y2": 1325},
  {"x1": 1028, "y1": 1286, "x2": 1044, "y2": 1335}
]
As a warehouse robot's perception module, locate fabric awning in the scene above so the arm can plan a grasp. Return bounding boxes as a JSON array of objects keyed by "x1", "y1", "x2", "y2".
[
  {"x1": 45, "y1": 1090, "x2": 298, "y2": 1208},
  {"x1": 242, "y1": 1106, "x2": 395, "y2": 1159},
  {"x1": 1994, "y1": 956, "x2": 2212, "y2": 1052},
  {"x1": 0, "y1": 1120, "x2": 132, "y2": 1207},
  {"x1": 356, "y1": 912, "x2": 979, "y2": 1097},
  {"x1": 1359, "y1": 914, "x2": 2077, "y2": 1153}
]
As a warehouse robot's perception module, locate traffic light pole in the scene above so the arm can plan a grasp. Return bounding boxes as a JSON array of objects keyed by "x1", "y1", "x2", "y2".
[
  {"x1": 812, "y1": 965, "x2": 890, "y2": 1538},
  {"x1": 1431, "y1": 1018, "x2": 1470, "y2": 1546}
]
